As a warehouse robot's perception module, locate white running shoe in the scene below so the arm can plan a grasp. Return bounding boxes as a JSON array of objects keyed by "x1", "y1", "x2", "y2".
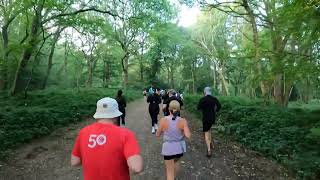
[
  {"x1": 154, "y1": 124, "x2": 158, "y2": 130},
  {"x1": 151, "y1": 127, "x2": 156, "y2": 134}
]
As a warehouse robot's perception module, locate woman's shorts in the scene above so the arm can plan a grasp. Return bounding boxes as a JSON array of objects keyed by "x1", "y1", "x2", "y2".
[
  {"x1": 203, "y1": 120, "x2": 214, "y2": 132},
  {"x1": 163, "y1": 153, "x2": 183, "y2": 160}
]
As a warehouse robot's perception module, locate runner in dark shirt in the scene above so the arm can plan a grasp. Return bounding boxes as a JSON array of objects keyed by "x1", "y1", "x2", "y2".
[
  {"x1": 163, "y1": 90, "x2": 183, "y2": 116},
  {"x1": 162, "y1": 90, "x2": 169, "y2": 104},
  {"x1": 197, "y1": 87, "x2": 221, "y2": 158},
  {"x1": 116, "y1": 90, "x2": 127, "y2": 126},
  {"x1": 147, "y1": 88, "x2": 161, "y2": 134}
]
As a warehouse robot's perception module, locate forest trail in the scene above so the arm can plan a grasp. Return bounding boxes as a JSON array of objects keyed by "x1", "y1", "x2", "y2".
[{"x1": 0, "y1": 99, "x2": 292, "y2": 180}]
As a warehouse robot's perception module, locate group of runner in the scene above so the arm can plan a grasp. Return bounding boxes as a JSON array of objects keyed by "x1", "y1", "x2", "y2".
[
  {"x1": 145, "y1": 86, "x2": 184, "y2": 134},
  {"x1": 71, "y1": 86, "x2": 221, "y2": 180}
]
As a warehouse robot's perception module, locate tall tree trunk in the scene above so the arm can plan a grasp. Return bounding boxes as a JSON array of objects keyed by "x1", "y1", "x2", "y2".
[
  {"x1": 64, "y1": 37, "x2": 68, "y2": 74},
  {"x1": 191, "y1": 70, "x2": 196, "y2": 94},
  {"x1": 86, "y1": 61, "x2": 93, "y2": 88},
  {"x1": 103, "y1": 60, "x2": 110, "y2": 87},
  {"x1": 167, "y1": 67, "x2": 170, "y2": 85},
  {"x1": 243, "y1": 0, "x2": 267, "y2": 97},
  {"x1": 10, "y1": 1, "x2": 44, "y2": 95},
  {"x1": 218, "y1": 66, "x2": 229, "y2": 96},
  {"x1": 212, "y1": 60, "x2": 216, "y2": 91},
  {"x1": 0, "y1": 24, "x2": 9, "y2": 90},
  {"x1": 273, "y1": 73, "x2": 283, "y2": 105},
  {"x1": 139, "y1": 60, "x2": 144, "y2": 81},
  {"x1": 0, "y1": 13, "x2": 19, "y2": 90},
  {"x1": 170, "y1": 66, "x2": 175, "y2": 89},
  {"x1": 42, "y1": 28, "x2": 62, "y2": 89},
  {"x1": 139, "y1": 40, "x2": 144, "y2": 82},
  {"x1": 121, "y1": 52, "x2": 129, "y2": 88}
]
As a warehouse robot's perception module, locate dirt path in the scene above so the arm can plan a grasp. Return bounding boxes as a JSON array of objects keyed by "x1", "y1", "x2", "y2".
[{"x1": 0, "y1": 99, "x2": 292, "y2": 180}]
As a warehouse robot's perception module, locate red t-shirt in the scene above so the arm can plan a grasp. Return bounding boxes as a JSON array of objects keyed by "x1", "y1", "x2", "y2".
[{"x1": 72, "y1": 122, "x2": 140, "y2": 180}]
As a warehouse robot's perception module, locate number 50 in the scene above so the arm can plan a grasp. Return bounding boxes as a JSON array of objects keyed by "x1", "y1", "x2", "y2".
[{"x1": 88, "y1": 134, "x2": 106, "y2": 148}]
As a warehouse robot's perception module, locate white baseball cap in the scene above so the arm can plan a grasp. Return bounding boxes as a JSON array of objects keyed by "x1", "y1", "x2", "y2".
[{"x1": 93, "y1": 97, "x2": 123, "y2": 119}]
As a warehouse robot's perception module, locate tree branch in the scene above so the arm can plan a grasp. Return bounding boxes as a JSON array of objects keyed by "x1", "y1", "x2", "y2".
[{"x1": 42, "y1": 8, "x2": 120, "y2": 24}]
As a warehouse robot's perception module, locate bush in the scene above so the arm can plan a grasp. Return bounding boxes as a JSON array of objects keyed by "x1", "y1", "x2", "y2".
[
  {"x1": 184, "y1": 95, "x2": 320, "y2": 179},
  {"x1": 0, "y1": 88, "x2": 141, "y2": 159}
]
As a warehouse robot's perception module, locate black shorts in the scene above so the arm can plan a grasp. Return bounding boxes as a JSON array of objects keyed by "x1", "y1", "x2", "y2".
[
  {"x1": 203, "y1": 120, "x2": 214, "y2": 132},
  {"x1": 163, "y1": 153, "x2": 183, "y2": 160}
]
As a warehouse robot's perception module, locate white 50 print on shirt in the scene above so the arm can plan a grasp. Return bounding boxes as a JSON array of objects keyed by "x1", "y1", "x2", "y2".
[{"x1": 88, "y1": 134, "x2": 107, "y2": 148}]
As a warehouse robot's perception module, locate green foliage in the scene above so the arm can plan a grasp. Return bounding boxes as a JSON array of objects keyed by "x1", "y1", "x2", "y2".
[
  {"x1": 0, "y1": 88, "x2": 141, "y2": 159},
  {"x1": 184, "y1": 95, "x2": 320, "y2": 179}
]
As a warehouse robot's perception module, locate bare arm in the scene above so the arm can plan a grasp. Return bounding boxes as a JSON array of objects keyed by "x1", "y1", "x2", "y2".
[
  {"x1": 156, "y1": 118, "x2": 165, "y2": 137},
  {"x1": 182, "y1": 119, "x2": 191, "y2": 139},
  {"x1": 127, "y1": 154, "x2": 143, "y2": 174},
  {"x1": 70, "y1": 155, "x2": 81, "y2": 166}
]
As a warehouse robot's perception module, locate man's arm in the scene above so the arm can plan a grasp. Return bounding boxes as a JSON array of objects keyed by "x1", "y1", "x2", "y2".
[
  {"x1": 71, "y1": 132, "x2": 82, "y2": 166},
  {"x1": 182, "y1": 119, "x2": 191, "y2": 139},
  {"x1": 71, "y1": 155, "x2": 81, "y2": 166},
  {"x1": 127, "y1": 155, "x2": 143, "y2": 174},
  {"x1": 156, "y1": 118, "x2": 165, "y2": 137},
  {"x1": 124, "y1": 131, "x2": 144, "y2": 174},
  {"x1": 123, "y1": 97, "x2": 127, "y2": 108},
  {"x1": 197, "y1": 98, "x2": 203, "y2": 110},
  {"x1": 215, "y1": 98, "x2": 221, "y2": 112}
]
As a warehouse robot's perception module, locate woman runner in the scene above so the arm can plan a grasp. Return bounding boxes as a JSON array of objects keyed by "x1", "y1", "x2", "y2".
[
  {"x1": 156, "y1": 100, "x2": 191, "y2": 180},
  {"x1": 147, "y1": 88, "x2": 161, "y2": 134}
]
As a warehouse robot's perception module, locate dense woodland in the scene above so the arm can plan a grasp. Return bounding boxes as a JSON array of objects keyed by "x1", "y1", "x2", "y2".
[{"x1": 0, "y1": 0, "x2": 318, "y2": 106}]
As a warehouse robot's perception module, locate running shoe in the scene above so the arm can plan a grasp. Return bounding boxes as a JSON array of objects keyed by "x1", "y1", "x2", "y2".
[
  {"x1": 154, "y1": 124, "x2": 158, "y2": 130},
  {"x1": 151, "y1": 127, "x2": 156, "y2": 134}
]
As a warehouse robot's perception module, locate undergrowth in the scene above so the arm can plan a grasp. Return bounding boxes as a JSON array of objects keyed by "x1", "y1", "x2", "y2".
[
  {"x1": 0, "y1": 88, "x2": 141, "y2": 159},
  {"x1": 184, "y1": 95, "x2": 320, "y2": 180}
]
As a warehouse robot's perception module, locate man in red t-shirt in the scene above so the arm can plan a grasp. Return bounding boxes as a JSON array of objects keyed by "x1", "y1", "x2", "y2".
[{"x1": 71, "y1": 97, "x2": 143, "y2": 180}]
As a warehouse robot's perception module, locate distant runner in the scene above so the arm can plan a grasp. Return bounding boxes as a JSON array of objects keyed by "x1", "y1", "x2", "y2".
[
  {"x1": 71, "y1": 97, "x2": 143, "y2": 180},
  {"x1": 197, "y1": 87, "x2": 221, "y2": 158},
  {"x1": 148, "y1": 84, "x2": 155, "y2": 95},
  {"x1": 147, "y1": 88, "x2": 162, "y2": 134},
  {"x1": 116, "y1": 89, "x2": 126, "y2": 126},
  {"x1": 156, "y1": 100, "x2": 191, "y2": 180}
]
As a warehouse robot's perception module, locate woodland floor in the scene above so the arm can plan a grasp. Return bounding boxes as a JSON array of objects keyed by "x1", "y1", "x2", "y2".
[{"x1": 0, "y1": 98, "x2": 293, "y2": 180}]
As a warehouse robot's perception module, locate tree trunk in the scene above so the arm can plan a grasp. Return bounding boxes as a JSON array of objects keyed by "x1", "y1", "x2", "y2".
[
  {"x1": 0, "y1": 13, "x2": 18, "y2": 90},
  {"x1": 139, "y1": 40, "x2": 144, "y2": 82},
  {"x1": 121, "y1": 52, "x2": 129, "y2": 88},
  {"x1": 0, "y1": 24, "x2": 9, "y2": 90},
  {"x1": 191, "y1": 64, "x2": 196, "y2": 94},
  {"x1": 170, "y1": 66, "x2": 174, "y2": 89},
  {"x1": 139, "y1": 60, "x2": 144, "y2": 82},
  {"x1": 103, "y1": 60, "x2": 110, "y2": 87},
  {"x1": 10, "y1": 1, "x2": 44, "y2": 95},
  {"x1": 166, "y1": 67, "x2": 170, "y2": 85},
  {"x1": 123, "y1": 56, "x2": 129, "y2": 88},
  {"x1": 218, "y1": 67, "x2": 229, "y2": 96},
  {"x1": 212, "y1": 60, "x2": 216, "y2": 91},
  {"x1": 243, "y1": 0, "x2": 267, "y2": 97},
  {"x1": 42, "y1": 28, "x2": 62, "y2": 89},
  {"x1": 273, "y1": 73, "x2": 283, "y2": 105},
  {"x1": 86, "y1": 66, "x2": 93, "y2": 88}
]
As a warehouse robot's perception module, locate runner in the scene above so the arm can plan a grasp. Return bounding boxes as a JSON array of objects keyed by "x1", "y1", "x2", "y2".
[
  {"x1": 148, "y1": 84, "x2": 155, "y2": 95},
  {"x1": 71, "y1": 97, "x2": 143, "y2": 180},
  {"x1": 147, "y1": 88, "x2": 161, "y2": 134},
  {"x1": 163, "y1": 89, "x2": 183, "y2": 116},
  {"x1": 197, "y1": 87, "x2": 221, "y2": 158},
  {"x1": 116, "y1": 89, "x2": 126, "y2": 126},
  {"x1": 156, "y1": 100, "x2": 191, "y2": 180},
  {"x1": 162, "y1": 89, "x2": 169, "y2": 104}
]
